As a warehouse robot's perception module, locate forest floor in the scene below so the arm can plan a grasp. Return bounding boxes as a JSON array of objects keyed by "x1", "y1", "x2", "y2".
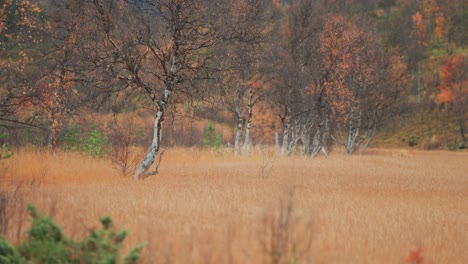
[{"x1": 1, "y1": 147, "x2": 467, "y2": 263}]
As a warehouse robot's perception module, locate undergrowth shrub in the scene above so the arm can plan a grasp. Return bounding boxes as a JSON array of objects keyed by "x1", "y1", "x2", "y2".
[
  {"x1": 80, "y1": 123, "x2": 111, "y2": 158},
  {"x1": 60, "y1": 123, "x2": 81, "y2": 151},
  {"x1": 0, "y1": 205, "x2": 146, "y2": 264},
  {"x1": 203, "y1": 121, "x2": 222, "y2": 150},
  {"x1": 19, "y1": 205, "x2": 70, "y2": 263},
  {"x1": 109, "y1": 116, "x2": 144, "y2": 177},
  {"x1": 408, "y1": 134, "x2": 418, "y2": 147},
  {"x1": 0, "y1": 235, "x2": 22, "y2": 263},
  {"x1": 58, "y1": 122, "x2": 111, "y2": 158}
]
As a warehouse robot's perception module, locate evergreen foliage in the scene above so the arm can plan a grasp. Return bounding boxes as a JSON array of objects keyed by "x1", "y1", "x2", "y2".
[
  {"x1": 0, "y1": 205, "x2": 146, "y2": 264},
  {"x1": 203, "y1": 122, "x2": 222, "y2": 150},
  {"x1": 80, "y1": 123, "x2": 111, "y2": 158},
  {"x1": 60, "y1": 123, "x2": 81, "y2": 151}
]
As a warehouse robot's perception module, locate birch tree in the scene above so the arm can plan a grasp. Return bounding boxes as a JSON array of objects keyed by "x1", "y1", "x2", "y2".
[
  {"x1": 216, "y1": 0, "x2": 270, "y2": 156},
  {"x1": 319, "y1": 16, "x2": 407, "y2": 155},
  {"x1": 92, "y1": 0, "x2": 215, "y2": 179},
  {"x1": 269, "y1": 0, "x2": 323, "y2": 156}
]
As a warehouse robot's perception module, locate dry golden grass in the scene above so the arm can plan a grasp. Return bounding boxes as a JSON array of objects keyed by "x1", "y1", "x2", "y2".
[{"x1": 1, "y1": 147, "x2": 467, "y2": 263}]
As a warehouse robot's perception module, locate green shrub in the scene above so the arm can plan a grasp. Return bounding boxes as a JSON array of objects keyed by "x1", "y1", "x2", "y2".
[
  {"x1": 60, "y1": 123, "x2": 81, "y2": 151},
  {"x1": 81, "y1": 216, "x2": 146, "y2": 264},
  {"x1": 123, "y1": 243, "x2": 147, "y2": 264},
  {"x1": 203, "y1": 121, "x2": 223, "y2": 150},
  {"x1": 17, "y1": 205, "x2": 73, "y2": 263},
  {"x1": 59, "y1": 123, "x2": 111, "y2": 157},
  {"x1": 408, "y1": 134, "x2": 418, "y2": 147},
  {"x1": 456, "y1": 142, "x2": 466, "y2": 150},
  {"x1": 0, "y1": 205, "x2": 146, "y2": 264},
  {"x1": 0, "y1": 236, "x2": 22, "y2": 264},
  {"x1": 80, "y1": 123, "x2": 111, "y2": 158}
]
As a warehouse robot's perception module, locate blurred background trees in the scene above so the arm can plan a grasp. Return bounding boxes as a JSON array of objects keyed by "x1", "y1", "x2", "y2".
[{"x1": 0, "y1": 0, "x2": 466, "y2": 162}]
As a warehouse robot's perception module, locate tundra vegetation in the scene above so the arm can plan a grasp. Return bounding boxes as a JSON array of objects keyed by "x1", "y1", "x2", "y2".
[{"x1": 0, "y1": 0, "x2": 467, "y2": 263}]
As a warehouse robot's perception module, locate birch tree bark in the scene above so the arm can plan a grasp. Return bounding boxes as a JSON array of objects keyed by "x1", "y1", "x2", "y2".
[
  {"x1": 288, "y1": 119, "x2": 302, "y2": 155},
  {"x1": 134, "y1": 85, "x2": 171, "y2": 179},
  {"x1": 234, "y1": 107, "x2": 243, "y2": 156},
  {"x1": 281, "y1": 109, "x2": 290, "y2": 156},
  {"x1": 242, "y1": 85, "x2": 254, "y2": 156}
]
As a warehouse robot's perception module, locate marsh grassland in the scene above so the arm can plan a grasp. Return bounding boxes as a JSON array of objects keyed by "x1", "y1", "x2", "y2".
[{"x1": 1, "y1": 148, "x2": 467, "y2": 263}]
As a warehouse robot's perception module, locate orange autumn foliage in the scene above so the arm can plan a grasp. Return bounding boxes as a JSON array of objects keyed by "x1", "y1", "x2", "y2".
[
  {"x1": 437, "y1": 53, "x2": 467, "y2": 104},
  {"x1": 319, "y1": 15, "x2": 367, "y2": 118},
  {"x1": 434, "y1": 14, "x2": 445, "y2": 40},
  {"x1": 271, "y1": 0, "x2": 283, "y2": 9},
  {"x1": 412, "y1": 12, "x2": 427, "y2": 47}
]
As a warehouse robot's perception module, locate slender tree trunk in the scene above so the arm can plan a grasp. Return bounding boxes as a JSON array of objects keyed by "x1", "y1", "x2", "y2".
[
  {"x1": 301, "y1": 123, "x2": 311, "y2": 156},
  {"x1": 345, "y1": 100, "x2": 363, "y2": 155},
  {"x1": 346, "y1": 110, "x2": 360, "y2": 155},
  {"x1": 321, "y1": 117, "x2": 329, "y2": 158},
  {"x1": 48, "y1": 110, "x2": 59, "y2": 151},
  {"x1": 311, "y1": 126, "x2": 321, "y2": 158},
  {"x1": 288, "y1": 119, "x2": 301, "y2": 155},
  {"x1": 242, "y1": 120, "x2": 251, "y2": 156},
  {"x1": 134, "y1": 87, "x2": 171, "y2": 180},
  {"x1": 361, "y1": 124, "x2": 376, "y2": 152},
  {"x1": 312, "y1": 115, "x2": 330, "y2": 158},
  {"x1": 275, "y1": 131, "x2": 280, "y2": 156},
  {"x1": 281, "y1": 110, "x2": 290, "y2": 156},
  {"x1": 457, "y1": 116, "x2": 467, "y2": 145},
  {"x1": 455, "y1": 98, "x2": 467, "y2": 146},
  {"x1": 346, "y1": 110, "x2": 355, "y2": 155},
  {"x1": 242, "y1": 86, "x2": 253, "y2": 156},
  {"x1": 134, "y1": 107, "x2": 163, "y2": 179},
  {"x1": 134, "y1": 54, "x2": 178, "y2": 179},
  {"x1": 48, "y1": 66, "x2": 67, "y2": 151},
  {"x1": 234, "y1": 108, "x2": 243, "y2": 156},
  {"x1": 417, "y1": 61, "x2": 421, "y2": 105}
]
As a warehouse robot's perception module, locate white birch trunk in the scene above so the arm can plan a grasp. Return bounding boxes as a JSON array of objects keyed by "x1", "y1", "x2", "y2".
[
  {"x1": 134, "y1": 57, "x2": 175, "y2": 179},
  {"x1": 301, "y1": 122, "x2": 312, "y2": 156},
  {"x1": 242, "y1": 120, "x2": 251, "y2": 156},
  {"x1": 242, "y1": 86, "x2": 253, "y2": 156},
  {"x1": 345, "y1": 109, "x2": 356, "y2": 155},
  {"x1": 361, "y1": 125, "x2": 376, "y2": 151},
  {"x1": 275, "y1": 131, "x2": 280, "y2": 156},
  {"x1": 312, "y1": 117, "x2": 330, "y2": 158},
  {"x1": 281, "y1": 111, "x2": 290, "y2": 156},
  {"x1": 288, "y1": 119, "x2": 301, "y2": 155},
  {"x1": 321, "y1": 117, "x2": 329, "y2": 158},
  {"x1": 234, "y1": 108, "x2": 243, "y2": 156},
  {"x1": 134, "y1": 107, "x2": 165, "y2": 180},
  {"x1": 345, "y1": 103, "x2": 362, "y2": 155},
  {"x1": 311, "y1": 127, "x2": 321, "y2": 158}
]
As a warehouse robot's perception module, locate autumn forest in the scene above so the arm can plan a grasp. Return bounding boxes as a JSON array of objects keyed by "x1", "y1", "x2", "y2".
[
  {"x1": 0, "y1": 0, "x2": 465, "y2": 160},
  {"x1": 0, "y1": 0, "x2": 467, "y2": 263}
]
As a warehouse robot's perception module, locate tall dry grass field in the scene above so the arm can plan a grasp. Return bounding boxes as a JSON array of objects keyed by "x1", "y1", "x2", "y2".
[{"x1": 1, "y1": 148, "x2": 467, "y2": 263}]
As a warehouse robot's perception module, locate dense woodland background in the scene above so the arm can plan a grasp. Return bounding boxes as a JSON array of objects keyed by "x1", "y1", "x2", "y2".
[
  {"x1": 0, "y1": 0, "x2": 466, "y2": 159},
  {"x1": 0, "y1": 1, "x2": 467, "y2": 261}
]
